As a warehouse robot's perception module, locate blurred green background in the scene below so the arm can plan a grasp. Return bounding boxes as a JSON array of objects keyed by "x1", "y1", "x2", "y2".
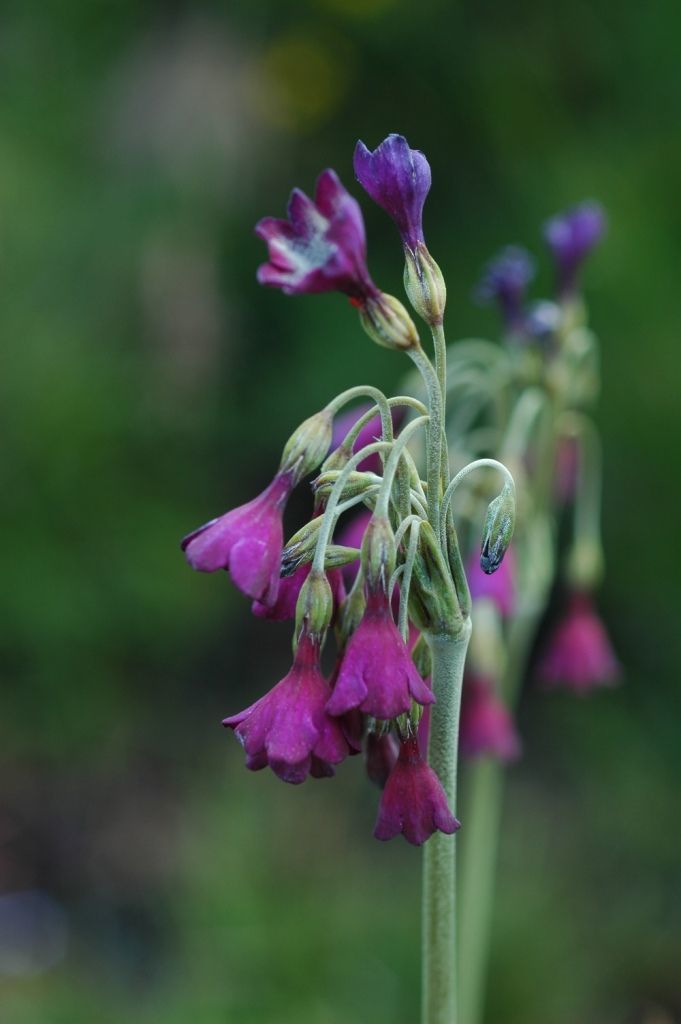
[{"x1": 1, "y1": 1, "x2": 679, "y2": 1022}]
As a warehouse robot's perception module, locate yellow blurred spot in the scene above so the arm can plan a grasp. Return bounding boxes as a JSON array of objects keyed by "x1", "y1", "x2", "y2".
[{"x1": 251, "y1": 31, "x2": 352, "y2": 133}]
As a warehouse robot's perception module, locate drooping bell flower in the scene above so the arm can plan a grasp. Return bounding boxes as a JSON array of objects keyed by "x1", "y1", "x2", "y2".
[
  {"x1": 223, "y1": 632, "x2": 349, "y2": 784},
  {"x1": 326, "y1": 585, "x2": 433, "y2": 720},
  {"x1": 543, "y1": 201, "x2": 606, "y2": 298},
  {"x1": 354, "y1": 134, "x2": 431, "y2": 253},
  {"x1": 475, "y1": 246, "x2": 535, "y2": 330},
  {"x1": 252, "y1": 562, "x2": 347, "y2": 622},
  {"x1": 537, "y1": 591, "x2": 620, "y2": 693},
  {"x1": 181, "y1": 471, "x2": 293, "y2": 605},
  {"x1": 459, "y1": 675, "x2": 521, "y2": 761},
  {"x1": 365, "y1": 730, "x2": 399, "y2": 788},
  {"x1": 374, "y1": 736, "x2": 459, "y2": 846},
  {"x1": 256, "y1": 169, "x2": 379, "y2": 301},
  {"x1": 467, "y1": 546, "x2": 516, "y2": 618}
]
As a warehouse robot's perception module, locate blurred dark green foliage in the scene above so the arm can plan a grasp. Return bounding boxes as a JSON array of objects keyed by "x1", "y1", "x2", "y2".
[{"x1": 0, "y1": 1, "x2": 679, "y2": 1021}]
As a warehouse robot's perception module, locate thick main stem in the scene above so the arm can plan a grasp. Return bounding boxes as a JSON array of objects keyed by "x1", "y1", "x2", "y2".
[{"x1": 422, "y1": 623, "x2": 472, "y2": 1024}]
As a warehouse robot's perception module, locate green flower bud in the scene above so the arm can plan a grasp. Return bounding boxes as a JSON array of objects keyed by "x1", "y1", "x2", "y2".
[
  {"x1": 408, "y1": 521, "x2": 461, "y2": 636},
  {"x1": 359, "y1": 292, "x2": 419, "y2": 351},
  {"x1": 480, "y1": 482, "x2": 516, "y2": 575},
  {"x1": 566, "y1": 537, "x2": 604, "y2": 591},
  {"x1": 312, "y1": 470, "x2": 381, "y2": 506},
  {"x1": 281, "y1": 518, "x2": 323, "y2": 576},
  {"x1": 411, "y1": 633, "x2": 432, "y2": 678},
  {"x1": 403, "y1": 243, "x2": 447, "y2": 327},
  {"x1": 280, "y1": 409, "x2": 333, "y2": 484},
  {"x1": 361, "y1": 515, "x2": 396, "y2": 592},
  {"x1": 295, "y1": 568, "x2": 333, "y2": 641},
  {"x1": 335, "y1": 575, "x2": 367, "y2": 650}
]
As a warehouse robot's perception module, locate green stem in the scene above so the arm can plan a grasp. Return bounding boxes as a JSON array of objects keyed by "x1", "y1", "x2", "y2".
[
  {"x1": 409, "y1": 345, "x2": 445, "y2": 537},
  {"x1": 422, "y1": 622, "x2": 472, "y2": 1024}
]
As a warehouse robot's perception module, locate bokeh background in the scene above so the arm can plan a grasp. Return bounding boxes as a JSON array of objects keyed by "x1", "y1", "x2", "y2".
[{"x1": 1, "y1": 1, "x2": 680, "y2": 1022}]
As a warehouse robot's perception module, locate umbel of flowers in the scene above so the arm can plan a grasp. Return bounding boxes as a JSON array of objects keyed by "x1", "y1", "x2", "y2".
[{"x1": 181, "y1": 134, "x2": 618, "y2": 1024}]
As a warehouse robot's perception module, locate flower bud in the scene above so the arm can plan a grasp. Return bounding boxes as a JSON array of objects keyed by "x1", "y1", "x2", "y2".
[
  {"x1": 408, "y1": 521, "x2": 461, "y2": 635},
  {"x1": 295, "y1": 568, "x2": 333, "y2": 641},
  {"x1": 480, "y1": 482, "x2": 516, "y2": 575},
  {"x1": 360, "y1": 515, "x2": 396, "y2": 592},
  {"x1": 335, "y1": 576, "x2": 367, "y2": 650},
  {"x1": 281, "y1": 518, "x2": 323, "y2": 576},
  {"x1": 411, "y1": 634, "x2": 432, "y2": 679},
  {"x1": 403, "y1": 243, "x2": 446, "y2": 326},
  {"x1": 565, "y1": 537, "x2": 604, "y2": 591},
  {"x1": 312, "y1": 470, "x2": 381, "y2": 506},
  {"x1": 358, "y1": 292, "x2": 419, "y2": 351},
  {"x1": 280, "y1": 409, "x2": 333, "y2": 484}
]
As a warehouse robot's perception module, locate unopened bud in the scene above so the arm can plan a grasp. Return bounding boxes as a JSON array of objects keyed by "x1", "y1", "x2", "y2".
[
  {"x1": 408, "y1": 521, "x2": 460, "y2": 635},
  {"x1": 480, "y1": 482, "x2": 516, "y2": 575},
  {"x1": 312, "y1": 470, "x2": 381, "y2": 506},
  {"x1": 359, "y1": 292, "x2": 419, "y2": 351},
  {"x1": 361, "y1": 515, "x2": 396, "y2": 592},
  {"x1": 280, "y1": 409, "x2": 333, "y2": 484},
  {"x1": 281, "y1": 518, "x2": 323, "y2": 576},
  {"x1": 335, "y1": 576, "x2": 367, "y2": 650},
  {"x1": 566, "y1": 537, "x2": 604, "y2": 591},
  {"x1": 295, "y1": 569, "x2": 333, "y2": 640},
  {"x1": 403, "y1": 243, "x2": 447, "y2": 326},
  {"x1": 411, "y1": 634, "x2": 432, "y2": 678}
]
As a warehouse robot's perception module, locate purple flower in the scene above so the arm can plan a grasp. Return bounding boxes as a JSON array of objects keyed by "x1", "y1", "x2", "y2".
[
  {"x1": 543, "y1": 201, "x2": 606, "y2": 298},
  {"x1": 252, "y1": 562, "x2": 347, "y2": 622},
  {"x1": 255, "y1": 169, "x2": 379, "y2": 301},
  {"x1": 181, "y1": 472, "x2": 292, "y2": 605},
  {"x1": 475, "y1": 246, "x2": 535, "y2": 329},
  {"x1": 354, "y1": 134, "x2": 432, "y2": 252},
  {"x1": 223, "y1": 633, "x2": 349, "y2": 784},
  {"x1": 365, "y1": 731, "x2": 399, "y2": 788},
  {"x1": 374, "y1": 737, "x2": 460, "y2": 846},
  {"x1": 325, "y1": 588, "x2": 434, "y2": 720},
  {"x1": 467, "y1": 546, "x2": 516, "y2": 618},
  {"x1": 459, "y1": 675, "x2": 521, "y2": 761},
  {"x1": 537, "y1": 592, "x2": 620, "y2": 693}
]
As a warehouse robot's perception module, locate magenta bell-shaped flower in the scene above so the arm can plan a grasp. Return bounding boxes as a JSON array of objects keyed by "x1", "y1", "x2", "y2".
[
  {"x1": 467, "y1": 546, "x2": 516, "y2": 618},
  {"x1": 326, "y1": 588, "x2": 434, "y2": 721},
  {"x1": 537, "y1": 591, "x2": 620, "y2": 693},
  {"x1": 459, "y1": 675, "x2": 521, "y2": 761},
  {"x1": 255, "y1": 169, "x2": 379, "y2": 301},
  {"x1": 374, "y1": 736, "x2": 460, "y2": 846},
  {"x1": 181, "y1": 471, "x2": 293, "y2": 605},
  {"x1": 251, "y1": 562, "x2": 347, "y2": 622},
  {"x1": 543, "y1": 201, "x2": 606, "y2": 298},
  {"x1": 354, "y1": 134, "x2": 431, "y2": 252},
  {"x1": 223, "y1": 633, "x2": 349, "y2": 784}
]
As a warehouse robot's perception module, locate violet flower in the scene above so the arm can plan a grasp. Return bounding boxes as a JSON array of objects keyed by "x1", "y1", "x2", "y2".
[
  {"x1": 252, "y1": 562, "x2": 346, "y2": 622},
  {"x1": 365, "y1": 731, "x2": 399, "y2": 789},
  {"x1": 467, "y1": 546, "x2": 516, "y2": 618},
  {"x1": 255, "y1": 169, "x2": 379, "y2": 301},
  {"x1": 354, "y1": 134, "x2": 432, "y2": 252},
  {"x1": 181, "y1": 471, "x2": 292, "y2": 605},
  {"x1": 374, "y1": 737, "x2": 460, "y2": 846},
  {"x1": 459, "y1": 675, "x2": 521, "y2": 761},
  {"x1": 543, "y1": 201, "x2": 606, "y2": 298},
  {"x1": 223, "y1": 633, "x2": 349, "y2": 784},
  {"x1": 475, "y1": 246, "x2": 535, "y2": 329},
  {"x1": 326, "y1": 588, "x2": 434, "y2": 720},
  {"x1": 537, "y1": 591, "x2": 620, "y2": 693}
]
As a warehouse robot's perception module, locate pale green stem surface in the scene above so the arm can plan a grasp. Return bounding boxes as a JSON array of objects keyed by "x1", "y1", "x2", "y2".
[{"x1": 422, "y1": 623, "x2": 472, "y2": 1024}]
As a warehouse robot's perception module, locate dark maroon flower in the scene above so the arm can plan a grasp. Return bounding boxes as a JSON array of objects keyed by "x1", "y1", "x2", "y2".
[
  {"x1": 374, "y1": 737, "x2": 459, "y2": 846},
  {"x1": 354, "y1": 134, "x2": 431, "y2": 251},
  {"x1": 181, "y1": 472, "x2": 292, "y2": 605},
  {"x1": 537, "y1": 592, "x2": 620, "y2": 693},
  {"x1": 459, "y1": 675, "x2": 521, "y2": 761},
  {"x1": 365, "y1": 731, "x2": 399, "y2": 788},
  {"x1": 223, "y1": 633, "x2": 349, "y2": 784},
  {"x1": 252, "y1": 562, "x2": 347, "y2": 622},
  {"x1": 467, "y1": 546, "x2": 516, "y2": 618},
  {"x1": 255, "y1": 169, "x2": 379, "y2": 300},
  {"x1": 326, "y1": 589, "x2": 434, "y2": 720},
  {"x1": 543, "y1": 201, "x2": 606, "y2": 297},
  {"x1": 475, "y1": 246, "x2": 535, "y2": 329}
]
